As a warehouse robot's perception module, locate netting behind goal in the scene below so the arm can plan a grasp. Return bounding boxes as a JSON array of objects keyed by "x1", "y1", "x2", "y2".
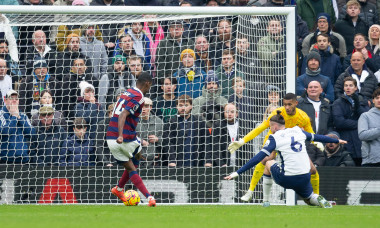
[{"x1": 0, "y1": 6, "x2": 295, "y2": 205}]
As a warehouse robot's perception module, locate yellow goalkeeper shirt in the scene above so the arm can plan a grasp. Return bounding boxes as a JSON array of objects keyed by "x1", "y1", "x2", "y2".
[{"x1": 242, "y1": 107, "x2": 314, "y2": 145}]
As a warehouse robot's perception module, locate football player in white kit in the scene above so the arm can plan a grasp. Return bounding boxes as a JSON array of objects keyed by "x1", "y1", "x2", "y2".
[{"x1": 225, "y1": 110, "x2": 347, "y2": 208}]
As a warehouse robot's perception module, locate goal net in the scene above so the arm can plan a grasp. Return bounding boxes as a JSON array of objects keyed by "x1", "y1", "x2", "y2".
[{"x1": 0, "y1": 6, "x2": 296, "y2": 205}]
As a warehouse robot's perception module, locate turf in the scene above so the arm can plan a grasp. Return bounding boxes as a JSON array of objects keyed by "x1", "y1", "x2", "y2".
[{"x1": 1, "y1": 205, "x2": 379, "y2": 228}]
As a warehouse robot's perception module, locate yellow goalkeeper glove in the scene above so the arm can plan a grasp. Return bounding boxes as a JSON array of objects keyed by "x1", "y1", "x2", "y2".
[{"x1": 228, "y1": 138, "x2": 245, "y2": 154}]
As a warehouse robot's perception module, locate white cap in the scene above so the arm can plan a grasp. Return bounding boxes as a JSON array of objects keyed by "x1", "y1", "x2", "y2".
[{"x1": 6, "y1": 89, "x2": 18, "y2": 98}]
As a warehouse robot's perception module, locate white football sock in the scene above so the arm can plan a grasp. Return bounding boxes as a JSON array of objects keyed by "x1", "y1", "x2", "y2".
[
  {"x1": 263, "y1": 175, "x2": 273, "y2": 202},
  {"x1": 309, "y1": 193, "x2": 320, "y2": 206}
]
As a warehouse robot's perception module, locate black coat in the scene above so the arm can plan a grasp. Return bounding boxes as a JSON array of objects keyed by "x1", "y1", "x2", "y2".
[
  {"x1": 343, "y1": 50, "x2": 380, "y2": 74},
  {"x1": 334, "y1": 66, "x2": 378, "y2": 100},
  {"x1": 323, "y1": 145, "x2": 356, "y2": 167},
  {"x1": 24, "y1": 46, "x2": 57, "y2": 76},
  {"x1": 297, "y1": 95, "x2": 333, "y2": 135},
  {"x1": 55, "y1": 50, "x2": 93, "y2": 81}
]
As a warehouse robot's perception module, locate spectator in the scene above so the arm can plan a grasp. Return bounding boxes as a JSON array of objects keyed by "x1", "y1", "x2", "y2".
[
  {"x1": 62, "y1": 58, "x2": 98, "y2": 118},
  {"x1": 156, "y1": 20, "x2": 195, "y2": 79},
  {"x1": 143, "y1": 15, "x2": 165, "y2": 77},
  {"x1": 55, "y1": 21, "x2": 103, "y2": 53},
  {"x1": 80, "y1": 24, "x2": 108, "y2": 79},
  {"x1": 162, "y1": 94, "x2": 209, "y2": 167},
  {"x1": 257, "y1": 17, "x2": 286, "y2": 83},
  {"x1": 91, "y1": 0, "x2": 124, "y2": 6},
  {"x1": 297, "y1": 81, "x2": 333, "y2": 135},
  {"x1": 0, "y1": 58, "x2": 13, "y2": 105},
  {"x1": 0, "y1": 90, "x2": 36, "y2": 164},
  {"x1": 55, "y1": 34, "x2": 93, "y2": 81},
  {"x1": 59, "y1": 117, "x2": 96, "y2": 166},
  {"x1": 75, "y1": 81, "x2": 105, "y2": 138},
  {"x1": 339, "y1": 0, "x2": 379, "y2": 27},
  {"x1": 24, "y1": 30, "x2": 57, "y2": 76},
  {"x1": 210, "y1": 19, "x2": 235, "y2": 66},
  {"x1": 215, "y1": 50, "x2": 244, "y2": 98},
  {"x1": 0, "y1": 14, "x2": 18, "y2": 63},
  {"x1": 31, "y1": 90, "x2": 67, "y2": 129},
  {"x1": 323, "y1": 131, "x2": 355, "y2": 166},
  {"x1": 31, "y1": 106, "x2": 67, "y2": 165},
  {"x1": 235, "y1": 34, "x2": 262, "y2": 81},
  {"x1": 296, "y1": 0, "x2": 336, "y2": 30},
  {"x1": 173, "y1": 49, "x2": 206, "y2": 99},
  {"x1": 194, "y1": 35, "x2": 215, "y2": 73},
  {"x1": 136, "y1": 98, "x2": 163, "y2": 167},
  {"x1": 334, "y1": 52, "x2": 378, "y2": 101},
  {"x1": 368, "y1": 24, "x2": 380, "y2": 56},
  {"x1": 332, "y1": 77, "x2": 369, "y2": 166},
  {"x1": 99, "y1": 55, "x2": 129, "y2": 108},
  {"x1": 117, "y1": 22, "x2": 151, "y2": 70},
  {"x1": 18, "y1": 57, "x2": 62, "y2": 118},
  {"x1": 19, "y1": 0, "x2": 44, "y2": 5},
  {"x1": 191, "y1": 71, "x2": 228, "y2": 116},
  {"x1": 301, "y1": 13, "x2": 347, "y2": 60},
  {"x1": 125, "y1": 55, "x2": 145, "y2": 88},
  {"x1": 334, "y1": 0, "x2": 369, "y2": 54},
  {"x1": 0, "y1": 39, "x2": 22, "y2": 79},
  {"x1": 153, "y1": 76, "x2": 178, "y2": 123},
  {"x1": 358, "y1": 88, "x2": 380, "y2": 167},
  {"x1": 262, "y1": 84, "x2": 281, "y2": 121},
  {"x1": 296, "y1": 51, "x2": 335, "y2": 102},
  {"x1": 306, "y1": 142, "x2": 325, "y2": 167},
  {"x1": 95, "y1": 103, "x2": 115, "y2": 166},
  {"x1": 0, "y1": 2, "x2": 19, "y2": 39},
  {"x1": 301, "y1": 33, "x2": 342, "y2": 85},
  {"x1": 342, "y1": 33, "x2": 380, "y2": 74},
  {"x1": 212, "y1": 103, "x2": 249, "y2": 167}
]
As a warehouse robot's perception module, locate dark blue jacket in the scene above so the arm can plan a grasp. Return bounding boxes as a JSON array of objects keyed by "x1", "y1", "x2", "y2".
[
  {"x1": 296, "y1": 72, "x2": 335, "y2": 102},
  {"x1": 75, "y1": 98, "x2": 105, "y2": 139},
  {"x1": 0, "y1": 106, "x2": 36, "y2": 163},
  {"x1": 332, "y1": 94, "x2": 369, "y2": 159},
  {"x1": 301, "y1": 48, "x2": 342, "y2": 85},
  {"x1": 32, "y1": 123, "x2": 67, "y2": 165},
  {"x1": 59, "y1": 133, "x2": 96, "y2": 166}
]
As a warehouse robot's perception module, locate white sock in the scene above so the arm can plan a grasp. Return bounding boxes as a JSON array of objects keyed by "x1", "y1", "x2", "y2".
[
  {"x1": 117, "y1": 187, "x2": 123, "y2": 191},
  {"x1": 309, "y1": 194, "x2": 319, "y2": 206},
  {"x1": 263, "y1": 175, "x2": 273, "y2": 202}
]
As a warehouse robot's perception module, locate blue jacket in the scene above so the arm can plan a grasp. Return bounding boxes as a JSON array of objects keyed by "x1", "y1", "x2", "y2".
[
  {"x1": 174, "y1": 65, "x2": 206, "y2": 99},
  {"x1": 296, "y1": 72, "x2": 335, "y2": 102},
  {"x1": 32, "y1": 123, "x2": 67, "y2": 165},
  {"x1": 75, "y1": 98, "x2": 105, "y2": 139},
  {"x1": 0, "y1": 106, "x2": 36, "y2": 163},
  {"x1": 59, "y1": 133, "x2": 96, "y2": 166},
  {"x1": 332, "y1": 94, "x2": 369, "y2": 159},
  {"x1": 301, "y1": 48, "x2": 342, "y2": 85}
]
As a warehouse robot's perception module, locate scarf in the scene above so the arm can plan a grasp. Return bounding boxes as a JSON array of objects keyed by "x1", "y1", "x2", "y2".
[
  {"x1": 349, "y1": 65, "x2": 370, "y2": 92},
  {"x1": 306, "y1": 67, "x2": 321, "y2": 76}
]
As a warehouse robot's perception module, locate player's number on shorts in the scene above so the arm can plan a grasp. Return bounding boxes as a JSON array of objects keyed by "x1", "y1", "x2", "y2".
[
  {"x1": 112, "y1": 100, "x2": 125, "y2": 116},
  {"x1": 290, "y1": 136, "x2": 302, "y2": 152}
]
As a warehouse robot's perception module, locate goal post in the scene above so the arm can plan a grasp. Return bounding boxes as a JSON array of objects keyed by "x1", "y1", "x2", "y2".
[{"x1": 0, "y1": 5, "x2": 296, "y2": 205}]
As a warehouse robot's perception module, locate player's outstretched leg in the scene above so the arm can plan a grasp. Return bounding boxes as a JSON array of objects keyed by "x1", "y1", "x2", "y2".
[
  {"x1": 111, "y1": 170, "x2": 130, "y2": 203},
  {"x1": 304, "y1": 193, "x2": 332, "y2": 208},
  {"x1": 309, "y1": 159, "x2": 320, "y2": 194},
  {"x1": 122, "y1": 160, "x2": 156, "y2": 207}
]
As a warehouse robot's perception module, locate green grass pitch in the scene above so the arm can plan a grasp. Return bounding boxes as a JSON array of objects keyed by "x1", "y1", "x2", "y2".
[{"x1": 1, "y1": 205, "x2": 379, "y2": 228}]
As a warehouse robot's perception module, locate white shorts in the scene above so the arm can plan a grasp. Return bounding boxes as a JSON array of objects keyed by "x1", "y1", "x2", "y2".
[{"x1": 107, "y1": 137, "x2": 142, "y2": 162}]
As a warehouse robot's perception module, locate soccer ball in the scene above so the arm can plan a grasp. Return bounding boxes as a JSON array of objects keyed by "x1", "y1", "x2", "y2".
[{"x1": 123, "y1": 190, "x2": 140, "y2": 206}]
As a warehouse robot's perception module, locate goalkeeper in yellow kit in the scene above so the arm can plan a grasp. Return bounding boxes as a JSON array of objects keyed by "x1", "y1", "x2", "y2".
[{"x1": 228, "y1": 93, "x2": 323, "y2": 201}]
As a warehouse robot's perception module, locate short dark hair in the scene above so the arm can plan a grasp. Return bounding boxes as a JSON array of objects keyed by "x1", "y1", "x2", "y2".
[
  {"x1": 180, "y1": 1, "x2": 192, "y2": 5},
  {"x1": 222, "y1": 49, "x2": 235, "y2": 58},
  {"x1": 40, "y1": 89, "x2": 53, "y2": 102},
  {"x1": 343, "y1": 77, "x2": 357, "y2": 87},
  {"x1": 176, "y1": 94, "x2": 192, "y2": 105},
  {"x1": 316, "y1": 33, "x2": 331, "y2": 43},
  {"x1": 136, "y1": 72, "x2": 153, "y2": 85},
  {"x1": 0, "y1": 39, "x2": 9, "y2": 46},
  {"x1": 74, "y1": 117, "x2": 87, "y2": 129},
  {"x1": 119, "y1": 34, "x2": 132, "y2": 41},
  {"x1": 270, "y1": 110, "x2": 285, "y2": 125},
  {"x1": 283, "y1": 93, "x2": 297, "y2": 101},
  {"x1": 161, "y1": 76, "x2": 177, "y2": 86},
  {"x1": 353, "y1": 33, "x2": 368, "y2": 41},
  {"x1": 372, "y1": 87, "x2": 380, "y2": 99}
]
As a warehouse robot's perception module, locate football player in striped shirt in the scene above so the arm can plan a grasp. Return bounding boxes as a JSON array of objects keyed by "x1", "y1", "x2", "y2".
[{"x1": 107, "y1": 72, "x2": 156, "y2": 207}]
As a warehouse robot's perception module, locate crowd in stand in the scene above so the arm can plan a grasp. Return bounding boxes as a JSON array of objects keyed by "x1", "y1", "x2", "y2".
[{"x1": 0, "y1": 0, "x2": 380, "y2": 168}]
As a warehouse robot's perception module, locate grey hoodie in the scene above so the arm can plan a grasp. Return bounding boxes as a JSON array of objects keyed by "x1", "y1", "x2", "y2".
[
  {"x1": 80, "y1": 36, "x2": 108, "y2": 79},
  {"x1": 191, "y1": 86, "x2": 228, "y2": 116},
  {"x1": 358, "y1": 107, "x2": 380, "y2": 165}
]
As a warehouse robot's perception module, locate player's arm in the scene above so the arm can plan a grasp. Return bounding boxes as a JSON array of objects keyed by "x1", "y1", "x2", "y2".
[
  {"x1": 225, "y1": 135, "x2": 276, "y2": 180},
  {"x1": 302, "y1": 131, "x2": 347, "y2": 144},
  {"x1": 228, "y1": 118, "x2": 270, "y2": 153},
  {"x1": 116, "y1": 109, "x2": 130, "y2": 144}
]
